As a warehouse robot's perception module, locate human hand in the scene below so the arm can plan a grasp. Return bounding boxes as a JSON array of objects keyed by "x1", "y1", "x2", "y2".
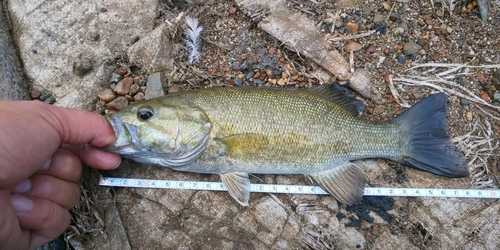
[{"x1": 0, "y1": 101, "x2": 121, "y2": 250}]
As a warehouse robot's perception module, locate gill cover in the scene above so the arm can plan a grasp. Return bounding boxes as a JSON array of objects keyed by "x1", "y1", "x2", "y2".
[{"x1": 105, "y1": 104, "x2": 213, "y2": 168}]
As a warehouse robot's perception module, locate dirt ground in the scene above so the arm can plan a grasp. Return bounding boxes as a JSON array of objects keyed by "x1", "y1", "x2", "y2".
[{"x1": 64, "y1": 0, "x2": 500, "y2": 249}]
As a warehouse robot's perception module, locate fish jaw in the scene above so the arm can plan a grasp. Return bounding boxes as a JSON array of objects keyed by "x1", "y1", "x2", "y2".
[{"x1": 104, "y1": 114, "x2": 142, "y2": 155}]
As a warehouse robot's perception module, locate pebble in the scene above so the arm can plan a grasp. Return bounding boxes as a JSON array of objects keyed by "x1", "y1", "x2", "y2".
[
  {"x1": 110, "y1": 73, "x2": 123, "y2": 84},
  {"x1": 401, "y1": 22, "x2": 408, "y2": 31},
  {"x1": 458, "y1": 77, "x2": 465, "y2": 85},
  {"x1": 396, "y1": 55, "x2": 405, "y2": 64},
  {"x1": 133, "y1": 92, "x2": 145, "y2": 102},
  {"x1": 403, "y1": 42, "x2": 421, "y2": 55},
  {"x1": 129, "y1": 84, "x2": 140, "y2": 95},
  {"x1": 254, "y1": 71, "x2": 261, "y2": 79},
  {"x1": 494, "y1": 93, "x2": 500, "y2": 102},
  {"x1": 133, "y1": 76, "x2": 141, "y2": 85},
  {"x1": 425, "y1": 17, "x2": 435, "y2": 26},
  {"x1": 335, "y1": 19, "x2": 343, "y2": 28},
  {"x1": 246, "y1": 71, "x2": 255, "y2": 79},
  {"x1": 117, "y1": 66, "x2": 128, "y2": 76},
  {"x1": 382, "y1": 2, "x2": 391, "y2": 10},
  {"x1": 373, "y1": 14, "x2": 385, "y2": 24},
  {"x1": 363, "y1": 5, "x2": 373, "y2": 16},
  {"x1": 365, "y1": 44, "x2": 376, "y2": 53},
  {"x1": 253, "y1": 79, "x2": 265, "y2": 85},
  {"x1": 375, "y1": 22, "x2": 387, "y2": 34},
  {"x1": 346, "y1": 22, "x2": 358, "y2": 33},
  {"x1": 344, "y1": 41, "x2": 362, "y2": 52},
  {"x1": 72, "y1": 62, "x2": 92, "y2": 76},
  {"x1": 436, "y1": 9, "x2": 444, "y2": 18},
  {"x1": 266, "y1": 69, "x2": 273, "y2": 78},
  {"x1": 460, "y1": 98, "x2": 469, "y2": 105},
  {"x1": 372, "y1": 106, "x2": 384, "y2": 115},
  {"x1": 98, "y1": 88, "x2": 116, "y2": 102},
  {"x1": 393, "y1": 27, "x2": 404, "y2": 36},
  {"x1": 481, "y1": 92, "x2": 491, "y2": 102},
  {"x1": 145, "y1": 72, "x2": 165, "y2": 100},
  {"x1": 107, "y1": 96, "x2": 128, "y2": 111},
  {"x1": 476, "y1": 72, "x2": 486, "y2": 83},
  {"x1": 268, "y1": 46, "x2": 276, "y2": 54},
  {"x1": 114, "y1": 77, "x2": 134, "y2": 95},
  {"x1": 168, "y1": 85, "x2": 180, "y2": 94},
  {"x1": 44, "y1": 96, "x2": 56, "y2": 104},
  {"x1": 39, "y1": 93, "x2": 52, "y2": 101},
  {"x1": 389, "y1": 13, "x2": 400, "y2": 22},
  {"x1": 30, "y1": 90, "x2": 41, "y2": 99},
  {"x1": 234, "y1": 77, "x2": 243, "y2": 86},
  {"x1": 277, "y1": 78, "x2": 285, "y2": 86},
  {"x1": 465, "y1": 112, "x2": 473, "y2": 121}
]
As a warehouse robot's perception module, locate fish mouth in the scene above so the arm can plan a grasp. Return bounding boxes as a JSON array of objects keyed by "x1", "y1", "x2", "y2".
[{"x1": 103, "y1": 114, "x2": 139, "y2": 154}]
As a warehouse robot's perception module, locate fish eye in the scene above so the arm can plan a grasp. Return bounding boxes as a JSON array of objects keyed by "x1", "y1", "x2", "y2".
[{"x1": 137, "y1": 106, "x2": 154, "y2": 121}]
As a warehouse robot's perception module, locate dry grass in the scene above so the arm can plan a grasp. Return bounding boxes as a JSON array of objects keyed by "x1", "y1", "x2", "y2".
[{"x1": 67, "y1": 184, "x2": 112, "y2": 244}]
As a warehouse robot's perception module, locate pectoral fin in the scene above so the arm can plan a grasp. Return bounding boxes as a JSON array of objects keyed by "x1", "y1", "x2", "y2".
[
  {"x1": 220, "y1": 172, "x2": 251, "y2": 206},
  {"x1": 308, "y1": 163, "x2": 366, "y2": 205}
]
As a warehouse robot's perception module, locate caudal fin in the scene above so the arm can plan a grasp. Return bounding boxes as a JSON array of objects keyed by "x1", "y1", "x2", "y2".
[{"x1": 394, "y1": 93, "x2": 469, "y2": 178}]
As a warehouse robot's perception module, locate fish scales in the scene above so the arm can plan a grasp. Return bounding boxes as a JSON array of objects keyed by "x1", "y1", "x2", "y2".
[
  {"x1": 174, "y1": 87, "x2": 401, "y2": 173},
  {"x1": 104, "y1": 85, "x2": 469, "y2": 205}
]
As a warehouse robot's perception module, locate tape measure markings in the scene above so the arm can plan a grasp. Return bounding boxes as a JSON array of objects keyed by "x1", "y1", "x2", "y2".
[{"x1": 99, "y1": 176, "x2": 500, "y2": 199}]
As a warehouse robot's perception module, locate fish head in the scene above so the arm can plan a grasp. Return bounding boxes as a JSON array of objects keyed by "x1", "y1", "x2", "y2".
[{"x1": 103, "y1": 100, "x2": 212, "y2": 167}]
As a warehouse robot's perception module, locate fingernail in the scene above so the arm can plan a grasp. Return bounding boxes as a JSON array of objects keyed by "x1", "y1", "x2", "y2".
[
  {"x1": 41, "y1": 158, "x2": 51, "y2": 170},
  {"x1": 11, "y1": 195, "x2": 34, "y2": 212},
  {"x1": 12, "y1": 179, "x2": 31, "y2": 193},
  {"x1": 114, "y1": 159, "x2": 122, "y2": 169}
]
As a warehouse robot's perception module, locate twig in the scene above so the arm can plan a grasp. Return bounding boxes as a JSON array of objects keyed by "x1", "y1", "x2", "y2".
[
  {"x1": 329, "y1": 30, "x2": 375, "y2": 41},
  {"x1": 388, "y1": 75, "x2": 411, "y2": 108}
]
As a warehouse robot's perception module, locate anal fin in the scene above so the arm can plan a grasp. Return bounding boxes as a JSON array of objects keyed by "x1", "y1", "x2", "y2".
[
  {"x1": 220, "y1": 172, "x2": 251, "y2": 206},
  {"x1": 308, "y1": 163, "x2": 366, "y2": 205}
]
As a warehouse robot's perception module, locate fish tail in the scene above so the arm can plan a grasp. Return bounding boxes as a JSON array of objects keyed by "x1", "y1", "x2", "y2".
[{"x1": 394, "y1": 93, "x2": 469, "y2": 177}]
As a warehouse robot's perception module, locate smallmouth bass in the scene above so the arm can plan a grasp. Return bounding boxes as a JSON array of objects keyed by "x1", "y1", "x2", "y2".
[{"x1": 103, "y1": 85, "x2": 469, "y2": 206}]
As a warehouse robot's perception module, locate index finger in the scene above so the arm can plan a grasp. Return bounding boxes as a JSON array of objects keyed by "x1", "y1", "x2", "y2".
[{"x1": 0, "y1": 101, "x2": 117, "y2": 188}]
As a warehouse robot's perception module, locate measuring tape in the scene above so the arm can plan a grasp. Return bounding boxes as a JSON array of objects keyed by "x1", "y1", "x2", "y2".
[{"x1": 99, "y1": 176, "x2": 500, "y2": 199}]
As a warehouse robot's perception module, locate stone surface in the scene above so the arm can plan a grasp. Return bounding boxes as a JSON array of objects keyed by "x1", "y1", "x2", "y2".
[
  {"x1": 145, "y1": 72, "x2": 165, "y2": 100},
  {"x1": 0, "y1": 2, "x2": 29, "y2": 101},
  {"x1": 8, "y1": 0, "x2": 159, "y2": 110},
  {"x1": 127, "y1": 23, "x2": 177, "y2": 74}
]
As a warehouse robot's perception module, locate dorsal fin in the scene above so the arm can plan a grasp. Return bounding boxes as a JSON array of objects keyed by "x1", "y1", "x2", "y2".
[{"x1": 307, "y1": 84, "x2": 364, "y2": 116}]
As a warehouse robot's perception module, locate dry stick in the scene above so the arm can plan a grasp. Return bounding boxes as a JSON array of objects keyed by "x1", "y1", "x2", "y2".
[
  {"x1": 407, "y1": 63, "x2": 500, "y2": 71},
  {"x1": 349, "y1": 50, "x2": 354, "y2": 73},
  {"x1": 329, "y1": 30, "x2": 376, "y2": 41},
  {"x1": 385, "y1": 3, "x2": 396, "y2": 23},
  {"x1": 392, "y1": 76, "x2": 500, "y2": 111},
  {"x1": 388, "y1": 75, "x2": 411, "y2": 108}
]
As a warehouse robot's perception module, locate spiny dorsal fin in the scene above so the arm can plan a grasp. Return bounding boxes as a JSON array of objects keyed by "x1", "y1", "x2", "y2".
[
  {"x1": 307, "y1": 84, "x2": 364, "y2": 116},
  {"x1": 308, "y1": 163, "x2": 366, "y2": 205},
  {"x1": 220, "y1": 172, "x2": 251, "y2": 206}
]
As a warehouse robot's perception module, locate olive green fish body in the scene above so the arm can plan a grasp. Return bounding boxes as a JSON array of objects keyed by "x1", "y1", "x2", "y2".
[
  {"x1": 104, "y1": 85, "x2": 469, "y2": 206},
  {"x1": 163, "y1": 87, "x2": 401, "y2": 174}
]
